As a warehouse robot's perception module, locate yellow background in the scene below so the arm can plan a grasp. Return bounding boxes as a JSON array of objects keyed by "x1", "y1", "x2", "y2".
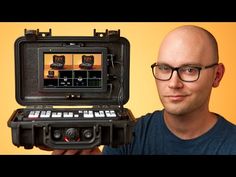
[{"x1": 1, "y1": 22, "x2": 236, "y2": 154}]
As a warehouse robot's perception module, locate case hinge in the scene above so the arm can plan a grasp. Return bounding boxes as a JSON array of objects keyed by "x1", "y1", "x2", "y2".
[
  {"x1": 93, "y1": 29, "x2": 120, "y2": 38},
  {"x1": 24, "y1": 29, "x2": 52, "y2": 40},
  {"x1": 26, "y1": 105, "x2": 53, "y2": 109}
]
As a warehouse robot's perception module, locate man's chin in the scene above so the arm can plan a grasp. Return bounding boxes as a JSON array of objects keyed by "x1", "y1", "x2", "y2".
[{"x1": 164, "y1": 107, "x2": 190, "y2": 116}]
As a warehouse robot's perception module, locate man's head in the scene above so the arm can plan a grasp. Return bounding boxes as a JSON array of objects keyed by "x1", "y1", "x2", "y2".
[{"x1": 154, "y1": 25, "x2": 225, "y2": 116}]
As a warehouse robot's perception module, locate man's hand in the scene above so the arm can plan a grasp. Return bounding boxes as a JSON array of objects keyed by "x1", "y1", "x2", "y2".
[{"x1": 52, "y1": 147, "x2": 102, "y2": 155}]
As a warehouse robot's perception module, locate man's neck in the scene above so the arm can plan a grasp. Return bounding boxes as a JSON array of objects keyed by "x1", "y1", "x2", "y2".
[{"x1": 163, "y1": 108, "x2": 218, "y2": 140}]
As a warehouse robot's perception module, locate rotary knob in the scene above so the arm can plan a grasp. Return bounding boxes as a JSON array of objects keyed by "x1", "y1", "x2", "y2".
[
  {"x1": 64, "y1": 128, "x2": 80, "y2": 142},
  {"x1": 53, "y1": 129, "x2": 62, "y2": 139},
  {"x1": 82, "y1": 129, "x2": 93, "y2": 139}
]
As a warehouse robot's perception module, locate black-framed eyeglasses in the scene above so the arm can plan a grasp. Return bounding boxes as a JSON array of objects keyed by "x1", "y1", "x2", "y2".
[{"x1": 151, "y1": 62, "x2": 218, "y2": 82}]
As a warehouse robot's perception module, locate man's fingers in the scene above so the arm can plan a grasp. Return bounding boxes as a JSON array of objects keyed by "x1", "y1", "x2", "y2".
[
  {"x1": 51, "y1": 147, "x2": 101, "y2": 155},
  {"x1": 52, "y1": 149, "x2": 67, "y2": 155},
  {"x1": 52, "y1": 149, "x2": 81, "y2": 155},
  {"x1": 80, "y1": 148, "x2": 101, "y2": 155},
  {"x1": 63, "y1": 149, "x2": 81, "y2": 155}
]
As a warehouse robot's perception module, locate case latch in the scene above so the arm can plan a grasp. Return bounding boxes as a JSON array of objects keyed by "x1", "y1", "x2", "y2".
[
  {"x1": 24, "y1": 29, "x2": 52, "y2": 40},
  {"x1": 93, "y1": 29, "x2": 120, "y2": 38}
]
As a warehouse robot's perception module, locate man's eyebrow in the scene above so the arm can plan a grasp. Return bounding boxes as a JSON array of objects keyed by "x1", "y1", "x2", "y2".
[
  {"x1": 156, "y1": 62, "x2": 202, "y2": 67},
  {"x1": 180, "y1": 63, "x2": 203, "y2": 67},
  {"x1": 156, "y1": 62, "x2": 171, "y2": 65}
]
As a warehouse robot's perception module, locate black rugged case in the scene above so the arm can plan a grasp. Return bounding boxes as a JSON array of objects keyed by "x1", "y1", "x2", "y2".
[{"x1": 7, "y1": 29, "x2": 136, "y2": 150}]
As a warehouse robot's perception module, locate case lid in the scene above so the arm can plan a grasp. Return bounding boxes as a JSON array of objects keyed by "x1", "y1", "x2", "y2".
[{"x1": 15, "y1": 29, "x2": 130, "y2": 106}]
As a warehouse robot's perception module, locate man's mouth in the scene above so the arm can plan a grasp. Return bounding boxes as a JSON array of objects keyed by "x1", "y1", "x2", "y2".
[{"x1": 164, "y1": 95, "x2": 189, "y2": 102}]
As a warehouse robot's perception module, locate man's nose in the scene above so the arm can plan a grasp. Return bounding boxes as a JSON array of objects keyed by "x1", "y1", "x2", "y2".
[{"x1": 168, "y1": 70, "x2": 184, "y2": 89}]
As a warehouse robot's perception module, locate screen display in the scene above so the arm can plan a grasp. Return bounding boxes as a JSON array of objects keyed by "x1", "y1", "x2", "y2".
[{"x1": 38, "y1": 47, "x2": 107, "y2": 93}]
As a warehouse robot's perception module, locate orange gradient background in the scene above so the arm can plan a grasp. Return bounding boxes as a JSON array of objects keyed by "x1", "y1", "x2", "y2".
[{"x1": 1, "y1": 22, "x2": 236, "y2": 154}]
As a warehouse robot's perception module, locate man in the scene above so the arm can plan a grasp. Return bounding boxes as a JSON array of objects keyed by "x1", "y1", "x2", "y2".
[{"x1": 52, "y1": 25, "x2": 236, "y2": 155}]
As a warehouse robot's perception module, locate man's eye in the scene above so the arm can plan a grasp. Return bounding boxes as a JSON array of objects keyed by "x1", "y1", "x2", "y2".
[
  {"x1": 158, "y1": 65, "x2": 171, "y2": 71},
  {"x1": 181, "y1": 67, "x2": 198, "y2": 74}
]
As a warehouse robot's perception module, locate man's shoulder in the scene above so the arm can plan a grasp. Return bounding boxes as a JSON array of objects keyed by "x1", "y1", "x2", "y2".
[
  {"x1": 215, "y1": 116, "x2": 236, "y2": 154},
  {"x1": 134, "y1": 110, "x2": 163, "y2": 129},
  {"x1": 216, "y1": 115, "x2": 236, "y2": 141},
  {"x1": 136, "y1": 110, "x2": 162, "y2": 121},
  {"x1": 218, "y1": 115, "x2": 236, "y2": 130}
]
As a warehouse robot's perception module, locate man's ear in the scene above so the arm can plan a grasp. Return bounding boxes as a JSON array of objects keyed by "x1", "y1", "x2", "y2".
[{"x1": 212, "y1": 63, "x2": 225, "y2": 87}]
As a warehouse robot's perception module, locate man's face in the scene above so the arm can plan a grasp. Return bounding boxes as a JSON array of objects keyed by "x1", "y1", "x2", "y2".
[{"x1": 156, "y1": 31, "x2": 217, "y2": 116}]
